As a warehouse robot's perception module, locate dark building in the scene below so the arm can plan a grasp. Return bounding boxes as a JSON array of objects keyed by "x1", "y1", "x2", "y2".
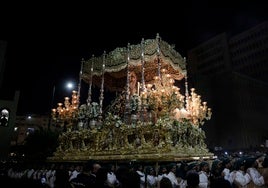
[
  {"x1": 11, "y1": 114, "x2": 51, "y2": 146},
  {"x1": 0, "y1": 40, "x2": 20, "y2": 161},
  {"x1": 0, "y1": 92, "x2": 19, "y2": 160},
  {"x1": 0, "y1": 41, "x2": 7, "y2": 88},
  {"x1": 188, "y1": 21, "x2": 268, "y2": 151}
]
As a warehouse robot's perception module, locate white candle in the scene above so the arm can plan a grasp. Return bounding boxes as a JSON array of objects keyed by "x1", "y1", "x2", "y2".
[{"x1": 137, "y1": 82, "x2": 140, "y2": 95}]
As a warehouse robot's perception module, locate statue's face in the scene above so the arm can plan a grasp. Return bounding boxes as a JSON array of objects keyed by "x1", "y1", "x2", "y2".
[{"x1": 130, "y1": 72, "x2": 137, "y2": 84}]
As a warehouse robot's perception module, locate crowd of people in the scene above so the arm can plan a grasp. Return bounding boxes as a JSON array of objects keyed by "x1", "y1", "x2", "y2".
[{"x1": 1, "y1": 152, "x2": 268, "y2": 188}]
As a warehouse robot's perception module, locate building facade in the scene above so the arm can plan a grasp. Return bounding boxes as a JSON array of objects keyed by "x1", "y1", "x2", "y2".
[
  {"x1": 188, "y1": 21, "x2": 268, "y2": 151},
  {"x1": 11, "y1": 114, "x2": 50, "y2": 146}
]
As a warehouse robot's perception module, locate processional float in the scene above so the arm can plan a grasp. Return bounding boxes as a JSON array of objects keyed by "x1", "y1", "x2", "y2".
[{"x1": 48, "y1": 34, "x2": 213, "y2": 162}]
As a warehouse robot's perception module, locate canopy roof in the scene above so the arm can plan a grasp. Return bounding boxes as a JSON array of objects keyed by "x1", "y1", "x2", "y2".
[{"x1": 81, "y1": 35, "x2": 187, "y2": 91}]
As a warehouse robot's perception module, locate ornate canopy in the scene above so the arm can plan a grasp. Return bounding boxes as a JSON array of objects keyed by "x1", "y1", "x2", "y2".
[{"x1": 81, "y1": 35, "x2": 187, "y2": 91}]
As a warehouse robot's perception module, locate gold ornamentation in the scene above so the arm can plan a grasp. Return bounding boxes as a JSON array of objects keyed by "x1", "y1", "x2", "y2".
[
  {"x1": 51, "y1": 90, "x2": 79, "y2": 128},
  {"x1": 48, "y1": 35, "x2": 213, "y2": 162}
]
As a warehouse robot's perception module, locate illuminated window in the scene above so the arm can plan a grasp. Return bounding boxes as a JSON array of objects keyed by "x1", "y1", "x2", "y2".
[
  {"x1": 0, "y1": 108, "x2": 9, "y2": 127},
  {"x1": 27, "y1": 128, "x2": 35, "y2": 134}
]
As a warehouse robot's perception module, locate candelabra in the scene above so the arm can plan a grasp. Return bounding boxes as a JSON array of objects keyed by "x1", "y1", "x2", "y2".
[
  {"x1": 173, "y1": 88, "x2": 212, "y2": 126},
  {"x1": 132, "y1": 68, "x2": 212, "y2": 126},
  {"x1": 51, "y1": 90, "x2": 79, "y2": 127},
  {"x1": 137, "y1": 68, "x2": 185, "y2": 122}
]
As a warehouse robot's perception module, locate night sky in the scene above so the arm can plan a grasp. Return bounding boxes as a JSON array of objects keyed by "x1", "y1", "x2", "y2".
[{"x1": 1, "y1": 2, "x2": 267, "y2": 115}]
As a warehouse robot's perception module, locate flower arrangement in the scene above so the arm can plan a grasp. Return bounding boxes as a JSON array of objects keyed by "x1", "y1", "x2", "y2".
[{"x1": 130, "y1": 94, "x2": 141, "y2": 114}]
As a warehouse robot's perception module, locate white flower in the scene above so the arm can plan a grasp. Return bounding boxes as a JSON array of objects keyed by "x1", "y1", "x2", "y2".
[{"x1": 130, "y1": 94, "x2": 140, "y2": 114}]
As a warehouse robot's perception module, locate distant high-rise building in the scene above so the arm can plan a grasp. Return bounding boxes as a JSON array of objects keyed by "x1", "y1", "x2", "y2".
[
  {"x1": 229, "y1": 21, "x2": 268, "y2": 82},
  {"x1": 188, "y1": 21, "x2": 268, "y2": 151}
]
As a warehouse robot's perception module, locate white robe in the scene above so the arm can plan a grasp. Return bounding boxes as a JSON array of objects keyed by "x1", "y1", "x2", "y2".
[
  {"x1": 233, "y1": 170, "x2": 251, "y2": 188},
  {"x1": 247, "y1": 167, "x2": 264, "y2": 187},
  {"x1": 199, "y1": 170, "x2": 209, "y2": 188},
  {"x1": 166, "y1": 171, "x2": 179, "y2": 188}
]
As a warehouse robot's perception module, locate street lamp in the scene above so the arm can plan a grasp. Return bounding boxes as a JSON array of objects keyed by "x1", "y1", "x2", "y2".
[{"x1": 66, "y1": 82, "x2": 74, "y2": 90}]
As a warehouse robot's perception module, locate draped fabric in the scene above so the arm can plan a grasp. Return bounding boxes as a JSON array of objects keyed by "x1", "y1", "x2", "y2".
[{"x1": 81, "y1": 38, "x2": 187, "y2": 91}]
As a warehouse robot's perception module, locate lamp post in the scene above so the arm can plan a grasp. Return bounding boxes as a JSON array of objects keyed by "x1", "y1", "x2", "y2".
[{"x1": 48, "y1": 81, "x2": 75, "y2": 130}]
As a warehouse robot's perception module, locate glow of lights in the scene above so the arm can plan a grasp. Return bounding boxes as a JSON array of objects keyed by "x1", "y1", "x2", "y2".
[
  {"x1": 66, "y1": 82, "x2": 74, "y2": 90},
  {"x1": 135, "y1": 68, "x2": 212, "y2": 126},
  {"x1": 51, "y1": 90, "x2": 79, "y2": 127}
]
